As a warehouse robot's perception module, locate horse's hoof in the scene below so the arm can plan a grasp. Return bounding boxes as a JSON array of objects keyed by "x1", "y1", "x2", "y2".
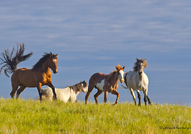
[
  {"x1": 112, "y1": 103, "x2": 117, "y2": 106},
  {"x1": 53, "y1": 95, "x2": 57, "y2": 100}
]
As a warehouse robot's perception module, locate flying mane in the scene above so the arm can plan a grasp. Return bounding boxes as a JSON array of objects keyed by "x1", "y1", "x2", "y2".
[
  {"x1": 32, "y1": 52, "x2": 56, "y2": 70},
  {"x1": 133, "y1": 58, "x2": 148, "y2": 71}
]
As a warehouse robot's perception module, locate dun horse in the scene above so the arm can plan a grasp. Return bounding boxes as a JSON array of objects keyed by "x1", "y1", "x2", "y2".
[
  {"x1": 85, "y1": 64, "x2": 125, "y2": 105},
  {"x1": 123, "y1": 58, "x2": 152, "y2": 106},
  {"x1": 0, "y1": 44, "x2": 58, "y2": 101}
]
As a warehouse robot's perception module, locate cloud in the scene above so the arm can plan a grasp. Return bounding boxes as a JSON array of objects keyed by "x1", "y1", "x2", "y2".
[
  {"x1": 0, "y1": 0, "x2": 191, "y2": 104},
  {"x1": 1, "y1": 0, "x2": 191, "y2": 53}
]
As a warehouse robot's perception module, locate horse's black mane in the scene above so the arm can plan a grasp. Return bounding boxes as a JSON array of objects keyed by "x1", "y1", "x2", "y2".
[
  {"x1": 69, "y1": 81, "x2": 87, "y2": 93},
  {"x1": 32, "y1": 52, "x2": 56, "y2": 70}
]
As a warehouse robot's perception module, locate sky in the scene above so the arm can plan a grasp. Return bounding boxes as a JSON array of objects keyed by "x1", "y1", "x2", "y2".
[{"x1": 0, "y1": 0, "x2": 191, "y2": 105}]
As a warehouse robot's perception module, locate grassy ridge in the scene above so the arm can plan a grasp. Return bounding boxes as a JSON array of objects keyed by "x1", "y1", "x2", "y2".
[{"x1": 0, "y1": 98, "x2": 191, "y2": 134}]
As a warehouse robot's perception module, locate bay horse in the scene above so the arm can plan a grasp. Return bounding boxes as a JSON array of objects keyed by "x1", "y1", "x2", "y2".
[
  {"x1": 123, "y1": 58, "x2": 152, "y2": 106},
  {"x1": 85, "y1": 64, "x2": 125, "y2": 105},
  {"x1": 0, "y1": 44, "x2": 58, "y2": 101},
  {"x1": 41, "y1": 81, "x2": 88, "y2": 103}
]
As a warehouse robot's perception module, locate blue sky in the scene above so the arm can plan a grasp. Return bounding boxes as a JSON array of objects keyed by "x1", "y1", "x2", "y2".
[{"x1": 0, "y1": 0, "x2": 191, "y2": 105}]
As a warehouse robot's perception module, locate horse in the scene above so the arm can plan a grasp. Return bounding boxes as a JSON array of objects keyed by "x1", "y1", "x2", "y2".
[
  {"x1": 0, "y1": 43, "x2": 58, "y2": 101},
  {"x1": 123, "y1": 58, "x2": 152, "y2": 106},
  {"x1": 40, "y1": 81, "x2": 88, "y2": 103},
  {"x1": 85, "y1": 64, "x2": 125, "y2": 105}
]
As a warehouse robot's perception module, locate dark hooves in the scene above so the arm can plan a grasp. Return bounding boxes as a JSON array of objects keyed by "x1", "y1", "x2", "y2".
[{"x1": 53, "y1": 96, "x2": 57, "y2": 100}]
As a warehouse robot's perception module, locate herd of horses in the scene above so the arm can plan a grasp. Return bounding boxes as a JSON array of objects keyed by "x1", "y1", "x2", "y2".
[{"x1": 0, "y1": 44, "x2": 152, "y2": 106}]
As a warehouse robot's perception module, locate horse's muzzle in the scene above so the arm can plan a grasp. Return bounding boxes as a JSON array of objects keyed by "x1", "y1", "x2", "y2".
[
  {"x1": 53, "y1": 70, "x2": 58, "y2": 74},
  {"x1": 120, "y1": 79, "x2": 124, "y2": 83},
  {"x1": 139, "y1": 72, "x2": 142, "y2": 75}
]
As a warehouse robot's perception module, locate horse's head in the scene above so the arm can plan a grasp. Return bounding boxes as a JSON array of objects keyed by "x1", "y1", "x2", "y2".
[
  {"x1": 136, "y1": 58, "x2": 148, "y2": 75},
  {"x1": 116, "y1": 64, "x2": 125, "y2": 83},
  {"x1": 48, "y1": 53, "x2": 58, "y2": 74},
  {"x1": 81, "y1": 80, "x2": 88, "y2": 93}
]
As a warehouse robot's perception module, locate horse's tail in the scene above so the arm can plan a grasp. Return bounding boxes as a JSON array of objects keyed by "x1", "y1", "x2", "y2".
[
  {"x1": 121, "y1": 84, "x2": 128, "y2": 89},
  {"x1": 0, "y1": 43, "x2": 33, "y2": 77}
]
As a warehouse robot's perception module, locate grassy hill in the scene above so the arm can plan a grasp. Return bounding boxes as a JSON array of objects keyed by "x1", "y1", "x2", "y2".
[{"x1": 0, "y1": 98, "x2": 191, "y2": 134}]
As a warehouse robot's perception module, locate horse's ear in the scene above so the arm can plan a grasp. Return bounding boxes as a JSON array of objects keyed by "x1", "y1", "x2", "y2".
[
  {"x1": 115, "y1": 64, "x2": 120, "y2": 71},
  {"x1": 115, "y1": 65, "x2": 119, "y2": 70},
  {"x1": 50, "y1": 53, "x2": 53, "y2": 57},
  {"x1": 136, "y1": 58, "x2": 139, "y2": 61},
  {"x1": 55, "y1": 54, "x2": 58, "y2": 57},
  {"x1": 115, "y1": 66, "x2": 118, "y2": 71},
  {"x1": 122, "y1": 66, "x2": 125, "y2": 70}
]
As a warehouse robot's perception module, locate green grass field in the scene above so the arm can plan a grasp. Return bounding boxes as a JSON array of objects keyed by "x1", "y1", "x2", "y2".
[{"x1": 0, "y1": 98, "x2": 191, "y2": 134}]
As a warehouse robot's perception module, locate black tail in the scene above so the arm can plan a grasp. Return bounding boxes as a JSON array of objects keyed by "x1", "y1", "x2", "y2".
[{"x1": 0, "y1": 43, "x2": 33, "y2": 77}]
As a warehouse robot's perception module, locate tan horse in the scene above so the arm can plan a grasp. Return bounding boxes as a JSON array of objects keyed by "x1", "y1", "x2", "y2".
[
  {"x1": 0, "y1": 44, "x2": 58, "y2": 101},
  {"x1": 85, "y1": 64, "x2": 125, "y2": 105}
]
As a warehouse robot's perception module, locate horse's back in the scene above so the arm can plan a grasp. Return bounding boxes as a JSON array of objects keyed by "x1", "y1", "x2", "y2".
[
  {"x1": 11, "y1": 68, "x2": 36, "y2": 87},
  {"x1": 41, "y1": 87, "x2": 71, "y2": 102},
  {"x1": 89, "y1": 72, "x2": 107, "y2": 84}
]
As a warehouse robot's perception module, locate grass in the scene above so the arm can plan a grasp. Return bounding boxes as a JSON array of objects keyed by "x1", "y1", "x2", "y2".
[{"x1": 0, "y1": 98, "x2": 191, "y2": 134}]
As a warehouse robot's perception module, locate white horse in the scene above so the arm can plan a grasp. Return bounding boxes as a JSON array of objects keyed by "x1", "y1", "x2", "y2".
[
  {"x1": 40, "y1": 81, "x2": 88, "y2": 103},
  {"x1": 123, "y1": 58, "x2": 152, "y2": 106}
]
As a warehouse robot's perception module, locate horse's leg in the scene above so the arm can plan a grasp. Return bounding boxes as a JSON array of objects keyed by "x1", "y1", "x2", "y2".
[
  {"x1": 37, "y1": 83, "x2": 43, "y2": 101},
  {"x1": 143, "y1": 89, "x2": 152, "y2": 105},
  {"x1": 94, "y1": 90, "x2": 103, "y2": 104},
  {"x1": 47, "y1": 82, "x2": 57, "y2": 100},
  {"x1": 137, "y1": 90, "x2": 141, "y2": 106},
  {"x1": 16, "y1": 85, "x2": 26, "y2": 99},
  {"x1": 104, "y1": 91, "x2": 108, "y2": 103},
  {"x1": 85, "y1": 85, "x2": 94, "y2": 104},
  {"x1": 147, "y1": 96, "x2": 152, "y2": 105},
  {"x1": 143, "y1": 90, "x2": 148, "y2": 106},
  {"x1": 10, "y1": 84, "x2": 19, "y2": 99},
  {"x1": 111, "y1": 90, "x2": 119, "y2": 105},
  {"x1": 129, "y1": 88, "x2": 136, "y2": 105}
]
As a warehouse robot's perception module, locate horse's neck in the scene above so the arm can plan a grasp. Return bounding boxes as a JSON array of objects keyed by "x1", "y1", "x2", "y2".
[
  {"x1": 69, "y1": 88, "x2": 78, "y2": 100},
  {"x1": 39, "y1": 62, "x2": 51, "y2": 74},
  {"x1": 108, "y1": 72, "x2": 119, "y2": 86},
  {"x1": 136, "y1": 71, "x2": 145, "y2": 81},
  {"x1": 70, "y1": 84, "x2": 82, "y2": 93},
  {"x1": 113, "y1": 79, "x2": 119, "y2": 88}
]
